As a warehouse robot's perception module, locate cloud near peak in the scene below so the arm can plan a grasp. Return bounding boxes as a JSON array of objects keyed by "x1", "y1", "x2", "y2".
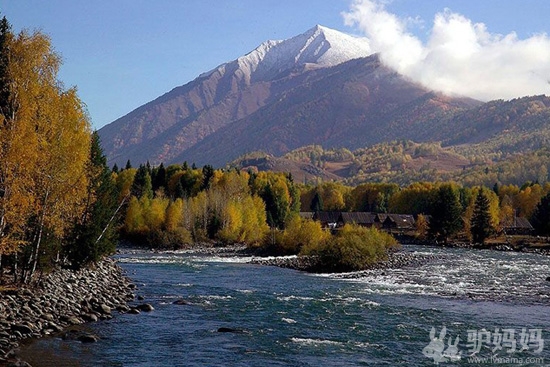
[{"x1": 343, "y1": 0, "x2": 550, "y2": 101}]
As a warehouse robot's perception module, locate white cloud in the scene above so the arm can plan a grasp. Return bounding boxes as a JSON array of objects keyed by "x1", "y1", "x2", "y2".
[{"x1": 343, "y1": 0, "x2": 550, "y2": 101}]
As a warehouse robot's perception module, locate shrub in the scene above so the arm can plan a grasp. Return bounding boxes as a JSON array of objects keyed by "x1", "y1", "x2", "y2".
[
  {"x1": 302, "y1": 224, "x2": 399, "y2": 272},
  {"x1": 148, "y1": 227, "x2": 193, "y2": 250},
  {"x1": 258, "y1": 216, "x2": 330, "y2": 255}
]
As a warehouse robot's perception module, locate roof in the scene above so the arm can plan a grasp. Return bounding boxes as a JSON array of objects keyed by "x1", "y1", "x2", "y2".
[
  {"x1": 313, "y1": 211, "x2": 341, "y2": 223},
  {"x1": 375, "y1": 214, "x2": 388, "y2": 222},
  {"x1": 501, "y1": 217, "x2": 534, "y2": 230},
  {"x1": 340, "y1": 212, "x2": 376, "y2": 225},
  {"x1": 383, "y1": 214, "x2": 415, "y2": 228}
]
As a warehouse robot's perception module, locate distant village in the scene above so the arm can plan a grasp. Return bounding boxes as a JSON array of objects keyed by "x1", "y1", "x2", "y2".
[{"x1": 300, "y1": 211, "x2": 535, "y2": 237}]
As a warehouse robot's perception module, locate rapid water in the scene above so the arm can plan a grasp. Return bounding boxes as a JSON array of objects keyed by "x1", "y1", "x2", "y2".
[{"x1": 20, "y1": 246, "x2": 550, "y2": 366}]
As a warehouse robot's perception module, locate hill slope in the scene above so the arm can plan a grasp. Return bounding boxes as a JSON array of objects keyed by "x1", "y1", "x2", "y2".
[
  {"x1": 181, "y1": 56, "x2": 479, "y2": 166},
  {"x1": 231, "y1": 94, "x2": 550, "y2": 186}
]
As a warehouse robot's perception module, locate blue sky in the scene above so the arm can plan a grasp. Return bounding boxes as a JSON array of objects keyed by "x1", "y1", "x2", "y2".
[{"x1": 1, "y1": 0, "x2": 549, "y2": 129}]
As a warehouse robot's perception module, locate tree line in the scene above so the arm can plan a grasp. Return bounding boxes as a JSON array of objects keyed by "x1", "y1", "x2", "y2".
[
  {"x1": 116, "y1": 159, "x2": 550, "y2": 265},
  {"x1": 299, "y1": 180, "x2": 550, "y2": 243},
  {"x1": 0, "y1": 17, "x2": 120, "y2": 282},
  {"x1": 117, "y1": 162, "x2": 400, "y2": 271}
]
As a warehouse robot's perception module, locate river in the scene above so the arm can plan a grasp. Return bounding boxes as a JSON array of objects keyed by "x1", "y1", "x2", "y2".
[{"x1": 19, "y1": 245, "x2": 550, "y2": 366}]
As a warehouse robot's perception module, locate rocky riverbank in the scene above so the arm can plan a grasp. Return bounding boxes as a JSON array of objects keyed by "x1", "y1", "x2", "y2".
[
  {"x1": 423, "y1": 240, "x2": 550, "y2": 256},
  {"x1": 0, "y1": 258, "x2": 138, "y2": 366}
]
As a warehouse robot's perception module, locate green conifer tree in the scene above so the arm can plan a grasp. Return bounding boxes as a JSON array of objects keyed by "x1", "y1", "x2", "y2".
[
  {"x1": 131, "y1": 164, "x2": 153, "y2": 199},
  {"x1": 428, "y1": 185, "x2": 463, "y2": 243},
  {"x1": 262, "y1": 184, "x2": 289, "y2": 229},
  {"x1": 152, "y1": 162, "x2": 167, "y2": 192},
  {"x1": 67, "y1": 132, "x2": 119, "y2": 268},
  {"x1": 470, "y1": 189, "x2": 494, "y2": 244},
  {"x1": 201, "y1": 164, "x2": 214, "y2": 191},
  {"x1": 532, "y1": 193, "x2": 550, "y2": 235},
  {"x1": 310, "y1": 191, "x2": 323, "y2": 213}
]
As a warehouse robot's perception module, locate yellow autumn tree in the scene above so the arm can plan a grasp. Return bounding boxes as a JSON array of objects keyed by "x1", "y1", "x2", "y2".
[
  {"x1": 498, "y1": 195, "x2": 515, "y2": 230},
  {"x1": 165, "y1": 198, "x2": 184, "y2": 232},
  {"x1": 217, "y1": 195, "x2": 269, "y2": 245},
  {"x1": 188, "y1": 191, "x2": 209, "y2": 241},
  {"x1": 218, "y1": 200, "x2": 243, "y2": 243},
  {"x1": 515, "y1": 184, "x2": 543, "y2": 218},
  {"x1": 240, "y1": 195, "x2": 269, "y2": 245},
  {"x1": 282, "y1": 216, "x2": 328, "y2": 254},
  {"x1": 317, "y1": 182, "x2": 348, "y2": 211},
  {"x1": 124, "y1": 196, "x2": 147, "y2": 235},
  {"x1": 143, "y1": 197, "x2": 169, "y2": 233},
  {"x1": 213, "y1": 169, "x2": 250, "y2": 200},
  {"x1": 164, "y1": 198, "x2": 192, "y2": 246},
  {"x1": 115, "y1": 168, "x2": 137, "y2": 201},
  {"x1": 388, "y1": 182, "x2": 436, "y2": 215},
  {"x1": 0, "y1": 28, "x2": 91, "y2": 280}
]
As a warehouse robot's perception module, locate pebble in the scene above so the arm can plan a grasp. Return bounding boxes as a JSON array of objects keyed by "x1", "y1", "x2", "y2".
[{"x1": 0, "y1": 258, "x2": 136, "y2": 364}]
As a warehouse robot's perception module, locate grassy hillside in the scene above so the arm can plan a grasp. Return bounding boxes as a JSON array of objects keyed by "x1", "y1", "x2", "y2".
[{"x1": 232, "y1": 142, "x2": 550, "y2": 187}]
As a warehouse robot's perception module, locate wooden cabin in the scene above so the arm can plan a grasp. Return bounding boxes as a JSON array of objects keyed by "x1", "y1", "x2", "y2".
[
  {"x1": 313, "y1": 211, "x2": 341, "y2": 229},
  {"x1": 381, "y1": 214, "x2": 415, "y2": 231},
  {"x1": 340, "y1": 212, "x2": 376, "y2": 227},
  {"x1": 501, "y1": 217, "x2": 534, "y2": 235}
]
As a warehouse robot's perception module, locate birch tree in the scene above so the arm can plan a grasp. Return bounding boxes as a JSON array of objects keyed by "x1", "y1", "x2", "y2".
[{"x1": 0, "y1": 24, "x2": 91, "y2": 280}]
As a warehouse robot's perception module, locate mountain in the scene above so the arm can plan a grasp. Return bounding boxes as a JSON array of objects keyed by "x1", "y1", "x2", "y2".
[
  {"x1": 99, "y1": 25, "x2": 371, "y2": 166},
  {"x1": 98, "y1": 25, "x2": 480, "y2": 167}
]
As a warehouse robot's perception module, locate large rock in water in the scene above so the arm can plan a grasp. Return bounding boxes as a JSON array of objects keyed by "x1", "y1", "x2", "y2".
[
  {"x1": 136, "y1": 303, "x2": 154, "y2": 312},
  {"x1": 77, "y1": 333, "x2": 100, "y2": 343},
  {"x1": 172, "y1": 299, "x2": 189, "y2": 305}
]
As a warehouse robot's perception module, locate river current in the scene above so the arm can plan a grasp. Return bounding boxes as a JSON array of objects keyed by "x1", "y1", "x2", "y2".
[{"x1": 20, "y1": 245, "x2": 550, "y2": 366}]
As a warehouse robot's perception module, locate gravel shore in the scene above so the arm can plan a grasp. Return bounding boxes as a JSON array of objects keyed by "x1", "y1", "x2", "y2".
[
  {"x1": 0, "y1": 258, "x2": 137, "y2": 366},
  {"x1": 249, "y1": 250, "x2": 441, "y2": 273}
]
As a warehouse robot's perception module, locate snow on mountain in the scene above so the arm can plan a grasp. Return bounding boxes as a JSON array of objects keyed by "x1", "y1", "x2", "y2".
[{"x1": 200, "y1": 25, "x2": 372, "y2": 84}]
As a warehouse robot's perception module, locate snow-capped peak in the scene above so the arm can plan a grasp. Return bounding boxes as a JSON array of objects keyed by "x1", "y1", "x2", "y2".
[{"x1": 201, "y1": 25, "x2": 372, "y2": 84}]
